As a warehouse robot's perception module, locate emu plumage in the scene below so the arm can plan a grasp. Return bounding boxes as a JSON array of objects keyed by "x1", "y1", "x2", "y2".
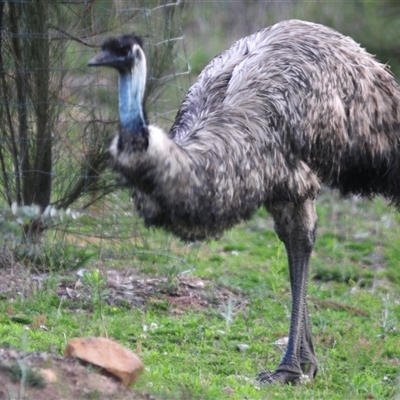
[{"x1": 88, "y1": 20, "x2": 400, "y2": 385}]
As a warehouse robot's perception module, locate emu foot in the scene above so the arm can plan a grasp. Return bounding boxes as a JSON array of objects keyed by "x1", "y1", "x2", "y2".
[
  {"x1": 256, "y1": 365, "x2": 316, "y2": 385},
  {"x1": 256, "y1": 370, "x2": 302, "y2": 385},
  {"x1": 301, "y1": 361, "x2": 318, "y2": 381}
]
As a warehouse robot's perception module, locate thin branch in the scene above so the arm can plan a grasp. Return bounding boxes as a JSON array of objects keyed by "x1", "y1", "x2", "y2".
[{"x1": 48, "y1": 23, "x2": 98, "y2": 48}]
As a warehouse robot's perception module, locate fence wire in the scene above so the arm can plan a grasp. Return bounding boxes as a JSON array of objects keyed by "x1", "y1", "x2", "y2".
[{"x1": 0, "y1": 0, "x2": 194, "y2": 272}]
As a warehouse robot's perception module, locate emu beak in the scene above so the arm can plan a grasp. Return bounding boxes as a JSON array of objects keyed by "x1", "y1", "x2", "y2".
[{"x1": 87, "y1": 50, "x2": 115, "y2": 67}]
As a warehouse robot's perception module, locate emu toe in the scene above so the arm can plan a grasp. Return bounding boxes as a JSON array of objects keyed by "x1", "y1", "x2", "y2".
[
  {"x1": 256, "y1": 369, "x2": 308, "y2": 385},
  {"x1": 301, "y1": 361, "x2": 318, "y2": 381}
]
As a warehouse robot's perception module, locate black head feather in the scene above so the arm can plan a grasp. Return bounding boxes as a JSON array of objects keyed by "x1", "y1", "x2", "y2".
[
  {"x1": 101, "y1": 34, "x2": 144, "y2": 56},
  {"x1": 88, "y1": 33, "x2": 144, "y2": 70}
]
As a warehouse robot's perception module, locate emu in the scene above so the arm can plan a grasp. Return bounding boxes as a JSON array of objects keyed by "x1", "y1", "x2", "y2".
[{"x1": 88, "y1": 20, "x2": 400, "y2": 385}]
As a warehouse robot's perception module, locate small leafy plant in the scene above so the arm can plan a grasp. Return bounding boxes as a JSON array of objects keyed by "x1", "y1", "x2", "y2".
[
  {"x1": 0, "y1": 203, "x2": 91, "y2": 271},
  {"x1": 0, "y1": 361, "x2": 46, "y2": 388},
  {"x1": 80, "y1": 269, "x2": 110, "y2": 337}
]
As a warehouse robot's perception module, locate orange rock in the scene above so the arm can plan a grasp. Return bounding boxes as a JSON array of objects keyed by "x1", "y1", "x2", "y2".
[
  {"x1": 65, "y1": 337, "x2": 144, "y2": 385},
  {"x1": 39, "y1": 368, "x2": 58, "y2": 383}
]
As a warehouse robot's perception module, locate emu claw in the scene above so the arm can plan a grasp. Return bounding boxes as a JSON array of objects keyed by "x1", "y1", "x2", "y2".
[
  {"x1": 255, "y1": 370, "x2": 280, "y2": 385},
  {"x1": 256, "y1": 370, "x2": 303, "y2": 385}
]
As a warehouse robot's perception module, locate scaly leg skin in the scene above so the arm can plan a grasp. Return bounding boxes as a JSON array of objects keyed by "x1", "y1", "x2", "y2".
[
  {"x1": 300, "y1": 300, "x2": 318, "y2": 380},
  {"x1": 257, "y1": 200, "x2": 318, "y2": 385}
]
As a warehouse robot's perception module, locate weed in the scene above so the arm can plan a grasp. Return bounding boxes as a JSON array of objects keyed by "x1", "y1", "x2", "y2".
[
  {"x1": 159, "y1": 264, "x2": 181, "y2": 295},
  {"x1": 0, "y1": 361, "x2": 46, "y2": 388},
  {"x1": 79, "y1": 269, "x2": 110, "y2": 337},
  {"x1": 80, "y1": 269, "x2": 109, "y2": 308},
  {"x1": 381, "y1": 293, "x2": 398, "y2": 333},
  {"x1": 219, "y1": 298, "x2": 237, "y2": 329}
]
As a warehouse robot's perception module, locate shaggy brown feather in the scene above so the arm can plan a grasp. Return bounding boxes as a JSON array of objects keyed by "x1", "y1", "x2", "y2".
[{"x1": 113, "y1": 20, "x2": 400, "y2": 240}]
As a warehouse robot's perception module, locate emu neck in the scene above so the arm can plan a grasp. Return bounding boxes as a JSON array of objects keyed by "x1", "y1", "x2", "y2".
[{"x1": 118, "y1": 70, "x2": 146, "y2": 134}]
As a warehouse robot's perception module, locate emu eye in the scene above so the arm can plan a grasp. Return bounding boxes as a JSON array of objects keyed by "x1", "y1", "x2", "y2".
[{"x1": 118, "y1": 47, "x2": 130, "y2": 57}]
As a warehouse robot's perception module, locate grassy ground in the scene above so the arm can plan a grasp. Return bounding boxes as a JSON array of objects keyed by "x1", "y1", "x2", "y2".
[
  {"x1": 1, "y1": 190, "x2": 400, "y2": 399},
  {"x1": 1, "y1": 4, "x2": 400, "y2": 399}
]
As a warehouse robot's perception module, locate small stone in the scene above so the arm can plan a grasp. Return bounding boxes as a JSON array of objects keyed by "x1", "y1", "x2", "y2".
[
  {"x1": 39, "y1": 368, "x2": 58, "y2": 383},
  {"x1": 300, "y1": 374, "x2": 312, "y2": 385},
  {"x1": 187, "y1": 280, "x2": 205, "y2": 288},
  {"x1": 236, "y1": 343, "x2": 250, "y2": 352},
  {"x1": 272, "y1": 336, "x2": 289, "y2": 346},
  {"x1": 222, "y1": 386, "x2": 235, "y2": 395},
  {"x1": 65, "y1": 337, "x2": 144, "y2": 386}
]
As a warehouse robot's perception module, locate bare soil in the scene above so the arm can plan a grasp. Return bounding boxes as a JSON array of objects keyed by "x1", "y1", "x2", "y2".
[{"x1": 0, "y1": 348, "x2": 151, "y2": 400}]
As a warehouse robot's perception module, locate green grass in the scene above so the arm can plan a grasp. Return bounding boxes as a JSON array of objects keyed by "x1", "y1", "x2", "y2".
[{"x1": 1, "y1": 190, "x2": 400, "y2": 399}]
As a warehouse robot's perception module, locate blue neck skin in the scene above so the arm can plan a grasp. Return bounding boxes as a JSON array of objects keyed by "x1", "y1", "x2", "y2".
[{"x1": 118, "y1": 70, "x2": 146, "y2": 135}]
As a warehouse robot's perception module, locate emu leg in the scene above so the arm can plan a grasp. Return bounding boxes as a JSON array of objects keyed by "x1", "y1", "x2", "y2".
[
  {"x1": 287, "y1": 245, "x2": 318, "y2": 379},
  {"x1": 282, "y1": 247, "x2": 318, "y2": 380},
  {"x1": 300, "y1": 300, "x2": 318, "y2": 379},
  {"x1": 257, "y1": 200, "x2": 318, "y2": 385}
]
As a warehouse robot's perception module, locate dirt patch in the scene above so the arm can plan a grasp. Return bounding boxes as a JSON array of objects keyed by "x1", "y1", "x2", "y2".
[
  {"x1": 0, "y1": 259, "x2": 245, "y2": 313},
  {"x1": 57, "y1": 267, "x2": 246, "y2": 312},
  {"x1": 0, "y1": 347, "x2": 153, "y2": 400}
]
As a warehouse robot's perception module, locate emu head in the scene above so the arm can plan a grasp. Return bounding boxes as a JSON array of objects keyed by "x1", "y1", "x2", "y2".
[
  {"x1": 88, "y1": 34, "x2": 145, "y2": 73},
  {"x1": 88, "y1": 34, "x2": 148, "y2": 139}
]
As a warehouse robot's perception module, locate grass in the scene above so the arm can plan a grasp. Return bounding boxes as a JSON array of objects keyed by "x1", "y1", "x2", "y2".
[{"x1": 1, "y1": 190, "x2": 400, "y2": 399}]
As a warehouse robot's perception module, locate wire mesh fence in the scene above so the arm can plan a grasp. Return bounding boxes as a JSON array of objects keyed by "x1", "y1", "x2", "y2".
[
  {"x1": 0, "y1": 0, "x2": 194, "y2": 272},
  {"x1": 2, "y1": 0, "x2": 399, "y2": 273}
]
